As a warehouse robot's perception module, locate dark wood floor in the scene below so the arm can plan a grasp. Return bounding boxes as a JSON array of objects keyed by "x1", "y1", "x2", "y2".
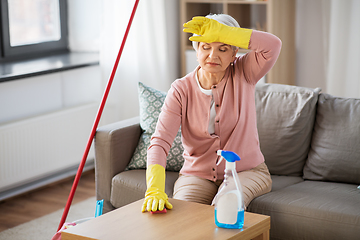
[{"x1": 0, "y1": 169, "x2": 95, "y2": 232}]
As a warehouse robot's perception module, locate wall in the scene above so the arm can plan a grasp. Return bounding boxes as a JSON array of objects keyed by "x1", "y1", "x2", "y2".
[{"x1": 295, "y1": 0, "x2": 327, "y2": 91}]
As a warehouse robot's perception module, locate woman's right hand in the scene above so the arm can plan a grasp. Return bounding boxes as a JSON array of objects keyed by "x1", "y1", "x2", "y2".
[{"x1": 142, "y1": 164, "x2": 173, "y2": 212}]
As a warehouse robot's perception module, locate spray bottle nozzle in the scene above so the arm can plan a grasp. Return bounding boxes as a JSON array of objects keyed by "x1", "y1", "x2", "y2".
[{"x1": 216, "y1": 150, "x2": 241, "y2": 166}]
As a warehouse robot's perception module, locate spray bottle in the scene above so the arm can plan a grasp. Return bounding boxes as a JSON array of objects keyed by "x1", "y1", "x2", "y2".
[{"x1": 213, "y1": 150, "x2": 244, "y2": 229}]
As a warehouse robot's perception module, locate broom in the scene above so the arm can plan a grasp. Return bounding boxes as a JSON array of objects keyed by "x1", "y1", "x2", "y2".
[{"x1": 57, "y1": 0, "x2": 140, "y2": 231}]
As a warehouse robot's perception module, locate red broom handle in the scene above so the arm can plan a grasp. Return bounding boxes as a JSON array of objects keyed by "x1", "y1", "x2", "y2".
[{"x1": 57, "y1": 0, "x2": 140, "y2": 231}]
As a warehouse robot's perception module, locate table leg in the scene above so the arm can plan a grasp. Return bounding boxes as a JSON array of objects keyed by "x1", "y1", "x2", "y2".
[{"x1": 252, "y1": 230, "x2": 269, "y2": 240}]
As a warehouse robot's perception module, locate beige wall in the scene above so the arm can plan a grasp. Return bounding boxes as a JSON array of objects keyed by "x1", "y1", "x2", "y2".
[{"x1": 295, "y1": 0, "x2": 327, "y2": 91}]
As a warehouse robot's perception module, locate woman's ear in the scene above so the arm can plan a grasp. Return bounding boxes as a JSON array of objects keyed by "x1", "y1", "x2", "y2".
[
  {"x1": 233, "y1": 48, "x2": 238, "y2": 57},
  {"x1": 232, "y1": 48, "x2": 239, "y2": 61}
]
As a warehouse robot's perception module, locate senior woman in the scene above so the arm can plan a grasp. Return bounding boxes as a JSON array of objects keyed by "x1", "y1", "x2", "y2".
[{"x1": 142, "y1": 14, "x2": 282, "y2": 213}]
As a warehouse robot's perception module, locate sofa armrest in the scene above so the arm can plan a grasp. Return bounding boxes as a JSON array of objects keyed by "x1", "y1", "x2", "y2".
[{"x1": 94, "y1": 116, "x2": 142, "y2": 212}]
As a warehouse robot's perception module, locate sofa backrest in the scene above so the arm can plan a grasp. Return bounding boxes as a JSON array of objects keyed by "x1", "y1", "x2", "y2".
[
  {"x1": 303, "y1": 93, "x2": 360, "y2": 185},
  {"x1": 255, "y1": 83, "x2": 321, "y2": 176}
]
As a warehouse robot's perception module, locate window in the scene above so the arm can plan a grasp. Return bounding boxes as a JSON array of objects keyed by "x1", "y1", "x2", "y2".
[{"x1": 0, "y1": 0, "x2": 68, "y2": 62}]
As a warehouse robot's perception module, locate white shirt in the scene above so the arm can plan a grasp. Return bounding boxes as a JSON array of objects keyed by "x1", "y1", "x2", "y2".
[{"x1": 196, "y1": 71, "x2": 216, "y2": 134}]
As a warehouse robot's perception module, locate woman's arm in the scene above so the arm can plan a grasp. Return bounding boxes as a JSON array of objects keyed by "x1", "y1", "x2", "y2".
[
  {"x1": 147, "y1": 85, "x2": 183, "y2": 168},
  {"x1": 240, "y1": 30, "x2": 282, "y2": 84},
  {"x1": 143, "y1": 84, "x2": 182, "y2": 213}
]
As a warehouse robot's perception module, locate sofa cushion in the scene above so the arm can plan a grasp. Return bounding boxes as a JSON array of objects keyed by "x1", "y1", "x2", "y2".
[
  {"x1": 110, "y1": 170, "x2": 179, "y2": 208},
  {"x1": 126, "y1": 82, "x2": 184, "y2": 171},
  {"x1": 248, "y1": 181, "x2": 360, "y2": 240},
  {"x1": 255, "y1": 83, "x2": 320, "y2": 176},
  {"x1": 270, "y1": 175, "x2": 304, "y2": 192},
  {"x1": 303, "y1": 93, "x2": 360, "y2": 184}
]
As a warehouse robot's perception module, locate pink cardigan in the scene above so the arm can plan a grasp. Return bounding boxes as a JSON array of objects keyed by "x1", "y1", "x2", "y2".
[{"x1": 148, "y1": 30, "x2": 282, "y2": 181}]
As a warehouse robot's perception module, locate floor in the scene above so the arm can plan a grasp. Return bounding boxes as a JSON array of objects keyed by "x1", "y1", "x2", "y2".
[{"x1": 0, "y1": 169, "x2": 95, "y2": 232}]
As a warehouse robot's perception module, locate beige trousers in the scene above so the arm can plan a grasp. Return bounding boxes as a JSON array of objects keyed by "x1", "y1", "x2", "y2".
[{"x1": 173, "y1": 162, "x2": 272, "y2": 207}]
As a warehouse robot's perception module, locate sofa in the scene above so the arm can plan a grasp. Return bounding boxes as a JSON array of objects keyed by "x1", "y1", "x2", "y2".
[{"x1": 94, "y1": 82, "x2": 360, "y2": 240}]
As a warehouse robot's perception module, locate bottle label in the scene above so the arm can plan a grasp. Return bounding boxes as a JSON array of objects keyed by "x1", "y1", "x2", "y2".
[{"x1": 216, "y1": 191, "x2": 239, "y2": 224}]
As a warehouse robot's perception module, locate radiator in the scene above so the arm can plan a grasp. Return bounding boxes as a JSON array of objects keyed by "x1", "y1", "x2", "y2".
[{"x1": 0, "y1": 103, "x2": 99, "y2": 200}]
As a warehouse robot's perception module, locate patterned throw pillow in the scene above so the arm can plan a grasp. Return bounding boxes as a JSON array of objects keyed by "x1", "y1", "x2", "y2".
[{"x1": 126, "y1": 82, "x2": 184, "y2": 171}]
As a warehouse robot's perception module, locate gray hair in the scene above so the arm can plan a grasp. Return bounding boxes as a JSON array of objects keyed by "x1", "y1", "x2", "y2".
[{"x1": 192, "y1": 14, "x2": 240, "y2": 52}]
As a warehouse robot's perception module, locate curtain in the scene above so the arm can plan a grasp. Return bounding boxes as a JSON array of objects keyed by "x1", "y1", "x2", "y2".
[
  {"x1": 100, "y1": 0, "x2": 179, "y2": 122},
  {"x1": 324, "y1": 0, "x2": 360, "y2": 98},
  {"x1": 68, "y1": 0, "x2": 101, "y2": 52}
]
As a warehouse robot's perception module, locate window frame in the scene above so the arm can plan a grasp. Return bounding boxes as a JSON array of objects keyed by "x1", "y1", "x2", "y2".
[{"x1": 0, "y1": 0, "x2": 68, "y2": 62}]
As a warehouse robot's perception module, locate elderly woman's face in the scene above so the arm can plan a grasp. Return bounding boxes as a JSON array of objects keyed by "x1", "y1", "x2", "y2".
[{"x1": 196, "y1": 42, "x2": 237, "y2": 74}]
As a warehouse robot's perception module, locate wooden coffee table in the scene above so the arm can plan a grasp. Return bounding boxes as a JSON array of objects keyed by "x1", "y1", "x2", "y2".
[{"x1": 62, "y1": 198, "x2": 270, "y2": 240}]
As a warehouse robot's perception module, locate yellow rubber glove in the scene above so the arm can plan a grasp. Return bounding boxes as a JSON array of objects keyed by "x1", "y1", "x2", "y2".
[
  {"x1": 141, "y1": 164, "x2": 173, "y2": 212},
  {"x1": 183, "y1": 16, "x2": 253, "y2": 49}
]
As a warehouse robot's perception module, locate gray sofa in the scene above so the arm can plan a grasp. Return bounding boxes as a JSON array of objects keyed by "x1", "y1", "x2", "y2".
[{"x1": 94, "y1": 83, "x2": 360, "y2": 240}]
